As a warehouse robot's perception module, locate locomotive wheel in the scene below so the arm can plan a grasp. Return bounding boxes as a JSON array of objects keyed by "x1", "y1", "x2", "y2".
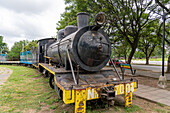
[
  {"x1": 39, "y1": 66, "x2": 43, "y2": 72},
  {"x1": 49, "y1": 74, "x2": 54, "y2": 89},
  {"x1": 54, "y1": 80, "x2": 63, "y2": 99},
  {"x1": 46, "y1": 71, "x2": 49, "y2": 77}
]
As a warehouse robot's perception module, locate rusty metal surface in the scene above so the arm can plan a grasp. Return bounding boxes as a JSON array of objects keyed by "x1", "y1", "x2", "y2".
[
  {"x1": 40, "y1": 63, "x2": 137, "y2": 90},
  {"x1": 54, "y1": 67, "x2": 137, "y2": 90}
]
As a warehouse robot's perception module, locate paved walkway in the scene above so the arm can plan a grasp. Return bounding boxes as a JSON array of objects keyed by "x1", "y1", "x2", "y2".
[
  {"x1": 117, "y1": 68, "x2": 170, "y2": 80},
  {"x1": 109, "y1": 66, "x2": 170, "y2": 106},
  {"x1": 120, "y1": 67, "x2": 170, "y2": 106},
  {"x1": 134, "y1": 84, "x2": 170, "y2": 106},
  {"x1": 0, "y1": 67, "x2": 13, "y2": 87}
]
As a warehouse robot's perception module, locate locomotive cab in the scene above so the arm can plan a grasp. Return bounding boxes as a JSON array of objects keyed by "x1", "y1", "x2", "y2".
[{"x1": 37, "y1": 38, "x2": 56, "y2": 63}]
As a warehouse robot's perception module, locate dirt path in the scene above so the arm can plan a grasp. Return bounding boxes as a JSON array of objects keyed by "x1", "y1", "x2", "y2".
[{"x1": 0, "y1": 67, "x2": 13, "y2": 87}]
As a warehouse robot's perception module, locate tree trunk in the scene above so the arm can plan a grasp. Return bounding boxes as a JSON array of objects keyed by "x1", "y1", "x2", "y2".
[
  {"x1": 145, "y1": 45, "x2": 148, "y2": 64},
  {"x1": 127, "y1": 36, "x2": 139, "y2": 64},
  {"x1": 146, "y1": 57, "x2": 149, "y2": 65},
  {"x1": 124, "y1": 50, "x2": 127, "y2": 62},
  {"x1": 118, "y1": 54, "x2": 120, "y2": 59},
  {"x1": 167, "y1": 56, "x2": 170, "y2": 73},
  {"x1": 127, "y1": 47, "x2": 136, "y2": 64}
]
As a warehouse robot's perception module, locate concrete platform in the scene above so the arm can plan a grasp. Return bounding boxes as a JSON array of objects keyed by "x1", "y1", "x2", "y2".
[
  {"x1": 134, "y1": 84, "x2": 170, "y2": 106},
  {"x1": 0, "y1": 61, "x2": 21, "y2": 64}
]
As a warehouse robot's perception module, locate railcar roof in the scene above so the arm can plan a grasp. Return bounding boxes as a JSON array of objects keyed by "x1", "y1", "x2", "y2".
[{"x1": 37, "y1": 38, "x2": 56, "y2": 43}]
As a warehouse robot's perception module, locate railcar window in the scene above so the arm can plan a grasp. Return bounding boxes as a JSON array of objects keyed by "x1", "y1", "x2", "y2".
[{"x1": 40, "y1": 46, "x2": 43, "y2": 53}]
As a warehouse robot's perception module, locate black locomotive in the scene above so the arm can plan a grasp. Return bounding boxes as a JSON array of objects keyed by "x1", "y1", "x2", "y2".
[
  {"x1": 33, "y1": 12, "x2": 111, "y2": 72},
  {"x1": 29, "y1": 12, "x2": 137, "y2": 113}
]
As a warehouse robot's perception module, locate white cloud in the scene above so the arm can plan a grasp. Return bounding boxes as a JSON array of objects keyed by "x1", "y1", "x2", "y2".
[
  {"x1": 0, "y1": 0, "x2": 65, "y2": 49},
  {"x1": 0, "y1": 0, "x2": 52, "y2": 14}
]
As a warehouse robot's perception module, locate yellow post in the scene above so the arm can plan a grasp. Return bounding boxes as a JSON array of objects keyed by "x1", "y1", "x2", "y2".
[
  {"x1": 49, "y1": 58, "x2": 52, "y2": 66},
  {"x1": 75, "y1": 89, "x2": 86, "y2": 113},
  {"x1": 124, "y1": 83, "x2": 132, "y2": 107},
  {"x1": 44, "y1": 56, "x2": 52, "y2": 66}
]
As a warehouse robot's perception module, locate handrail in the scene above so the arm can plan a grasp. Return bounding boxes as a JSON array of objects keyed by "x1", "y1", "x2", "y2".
[
  {"x1": 66, "y1": 49, "x2": 77, "y2": 85},
  {"x1": 110, "y1": 58, "x2": 122, "y2": 80},
  {"x1": 44, "y1": 56, "x2": 52, "y2": 66}
]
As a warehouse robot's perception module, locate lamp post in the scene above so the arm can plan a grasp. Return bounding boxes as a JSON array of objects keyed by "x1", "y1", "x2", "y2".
[
  {"x1": 162, "y1": 11, "x2": 166, "y2": 77},
  {"x1": 158, "y1": 10, "x2": 168, "y2": 88}
]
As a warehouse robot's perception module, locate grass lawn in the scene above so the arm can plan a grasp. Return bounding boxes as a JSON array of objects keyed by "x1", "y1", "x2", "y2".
[
  {"x1": 0, "y1": 65, "x2": 67, "y2": 113},
  {"x1": 132, "y1": 58, "x2": 168, "y2": 61},
  {"x1": 0, "y1": 65, "x2": 170, "y2": 113}
]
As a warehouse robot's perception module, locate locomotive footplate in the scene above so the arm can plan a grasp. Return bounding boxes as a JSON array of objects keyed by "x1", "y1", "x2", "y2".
[
  {"x1": 38, "y1": 63, "x2": 138, "y2": 113},
  {"x1": 54, "y1": 67, "x2": 138, "y2": 113},
  {"x1": 55, "y1": 68, "x2": 118, "y2": 90}
]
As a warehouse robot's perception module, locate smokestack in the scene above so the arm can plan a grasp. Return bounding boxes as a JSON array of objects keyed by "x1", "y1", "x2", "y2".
[{"x1": 77, "y1": 12, "x2": 89, "y2": 29}]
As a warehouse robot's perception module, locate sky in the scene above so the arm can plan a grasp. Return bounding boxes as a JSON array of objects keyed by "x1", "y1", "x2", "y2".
[{"x1": 0, "y1": 0, "x2": 66, "y2": 49}]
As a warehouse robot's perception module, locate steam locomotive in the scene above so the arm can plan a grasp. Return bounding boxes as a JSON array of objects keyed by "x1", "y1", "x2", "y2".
[
  {"x1": 21, "y1": 12, "x2": 138, "y2": 113},
  {"x1": 32, "y1": 12, "x2": 111, "y2": 72}
]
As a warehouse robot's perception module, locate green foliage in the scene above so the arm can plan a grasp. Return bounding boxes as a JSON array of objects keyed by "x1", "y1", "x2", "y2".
[
  {"x1": 8, "y1": 40, "x2": 29, "y2": 60},
  {"x1": 8, "y1": 40, "x2": 37, "y2": 60},
  {"x1": 154, "y1": 46, "x2": 163, "y2": 57},
  {"x1": 133, "y1": 50, "x2": 145, "y2": 59},
  {"x1": 57, "y1": 0, "x2": 161, "y2": 63},
  {"x1": 113, "y1": 39, "x2": 131, "y2": 60},
  {"x1": 24, "y1": 40, "x2": 38, "y2": 51},
  {"x1": 56, "y1": 5, "x2": 77, "y2": 31},
  {"x1": 137, "y1": 20, "x2": 162, "y2": 64},
  {"x1": 0, "y1": 36, "x2": 9, "y2": 54},
  {"x1": 56, "y1": 0, "x2": 95, "y2": 31}
]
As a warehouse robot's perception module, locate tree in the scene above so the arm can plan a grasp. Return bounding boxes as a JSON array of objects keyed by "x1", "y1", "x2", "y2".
[
  {"x1": 153, "y1": 0, "x2": 170, "y2": 44},
  {"x1": 8, "y1": 40, "x2": 29, "y2": 60},
  {"x1": 155, "y1": 0, "x2": 170, "y2": 13},
  {"x1": 0, "y1": 36, "x2": 9, "y2": 54},
  {"x1": 24, "y1": 40, "x2": 38, "y2": 51},
  {"x1": 138, "y1": 21, "x2": 162, "y2": 64},
  {"x1": 98, "y1": 0, "x2": 158, "y2": 63},
  {"x1": 56, "y1": 2, "x2": 79, "y2": 31},
  {"x1": 113, "y1": 38, "x2": 131, "y2": 61},
  {"x1": 133, "y1": 50, "x2": 145, "y2": 59},
  {"x1": 57, "y1": 0, "x2": 158, "y2": 64},
  {"x1": 157, "y1": 21, "x2": 170, "y2": 45}
]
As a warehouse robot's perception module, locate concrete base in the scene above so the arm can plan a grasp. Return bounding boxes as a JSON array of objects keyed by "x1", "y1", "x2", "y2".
[{"x1": 158, "y1": 75, "x2": 167, "y2": 88}]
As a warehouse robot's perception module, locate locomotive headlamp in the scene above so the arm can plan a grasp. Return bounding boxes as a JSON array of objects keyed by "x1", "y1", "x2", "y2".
[{"x1": 95, "y1": 12, "x2": 106, "y2": 25}]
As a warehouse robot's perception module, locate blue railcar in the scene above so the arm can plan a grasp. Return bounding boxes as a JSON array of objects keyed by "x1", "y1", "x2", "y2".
[
  {"x1": 20, "y1": 51, "x2": 32, "y2": 64},
  {"x1": 0, "y1": 54, "x2": 8, "y2": 61}
]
